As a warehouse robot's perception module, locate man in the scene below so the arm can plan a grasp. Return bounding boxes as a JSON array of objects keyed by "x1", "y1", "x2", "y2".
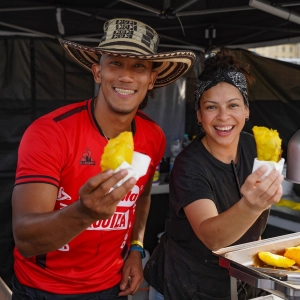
[{"x1": 11, "y1": 18, "x2": 196, "y2": 299}]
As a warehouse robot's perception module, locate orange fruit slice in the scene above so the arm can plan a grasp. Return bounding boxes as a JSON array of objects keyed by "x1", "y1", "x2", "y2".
[
  {"x1": 258, "y1": 251, "x2": 295, "y2": 268},
  {"x1": 284, "y1": 246, "x2": 300, "y2": 265}
]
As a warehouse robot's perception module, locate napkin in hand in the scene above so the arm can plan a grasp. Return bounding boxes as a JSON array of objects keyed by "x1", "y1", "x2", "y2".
[
  {"x1": 252, "y1": 157, "x2": 285, "y2": 180},
  {"x1": 113, "y1": 151, "x2": 151, "y2": 187}
]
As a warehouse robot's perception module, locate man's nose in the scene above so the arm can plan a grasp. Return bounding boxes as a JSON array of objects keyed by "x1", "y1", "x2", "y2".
[{"x1": 118, "y1": 67, "x2": 134, "y2": 82}]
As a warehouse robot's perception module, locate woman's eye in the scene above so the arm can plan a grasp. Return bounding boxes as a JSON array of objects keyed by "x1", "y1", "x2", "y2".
[
  {"x1": 206, "y1": 105, "x2": 216, "y2": 110},
  {"x1": 230, "y1": 103, "x2": 239, "y2": 108},
  {"x1": 110, "y1": 61, "x2": 120, "y2": 66}
]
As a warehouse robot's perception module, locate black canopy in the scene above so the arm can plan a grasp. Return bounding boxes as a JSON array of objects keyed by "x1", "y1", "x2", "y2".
[{"x1": 1, "y1": 0, "x2": 300, "y2": 50}]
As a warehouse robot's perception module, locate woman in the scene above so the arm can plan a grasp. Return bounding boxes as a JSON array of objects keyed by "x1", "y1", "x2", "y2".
[{"x1": 144, "y1": 48, "x2": 284, "y2": 299}]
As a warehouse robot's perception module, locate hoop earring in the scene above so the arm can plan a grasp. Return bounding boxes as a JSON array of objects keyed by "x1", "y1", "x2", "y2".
[
  {"x1": 245, "y1": 118, "x2": 249, "y2": 121},
  {"x1": 198, "y1": 122, "x2": 202, "y2": 126}
]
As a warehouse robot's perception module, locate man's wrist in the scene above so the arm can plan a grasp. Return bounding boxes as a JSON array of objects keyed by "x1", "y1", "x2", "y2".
[
  {"x1": 129, "y1": 244, "x2": 145, "y2": 259},
  {"x1": 130, "y1": 240, "x2": 144, "y2": 248}
]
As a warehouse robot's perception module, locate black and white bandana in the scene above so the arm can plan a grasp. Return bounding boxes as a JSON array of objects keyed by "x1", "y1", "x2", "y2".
[{"x1": 194, "y1": 71, "x2": 248, "y2": 111}]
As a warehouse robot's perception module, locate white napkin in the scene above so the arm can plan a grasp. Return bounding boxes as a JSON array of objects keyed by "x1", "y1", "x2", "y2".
[
  {"x1": 252, "y1": 157, "x2": 285, "y2": 179},
  {"x1": 113, "y1": 151, "x2": 151, "y2": 187}
]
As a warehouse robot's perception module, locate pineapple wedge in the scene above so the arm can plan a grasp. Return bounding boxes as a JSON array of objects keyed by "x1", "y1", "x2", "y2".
[
  {"x1": 100, "y1": 131, "x2": 134, "y2": 171},
  {"x1": 258, "y1": 251, "x2": 295, "y2": 268},
  {"x1": 284, "y1": 246, "x2": 300, "y2": 265},
  {"x1": 252, "y1": 126, "x2": 282, "y2": 162}
]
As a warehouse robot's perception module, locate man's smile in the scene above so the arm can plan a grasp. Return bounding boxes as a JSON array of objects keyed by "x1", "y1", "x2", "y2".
[{"x1": 114, "y1": 88, "x2": 136, "y2": 95}]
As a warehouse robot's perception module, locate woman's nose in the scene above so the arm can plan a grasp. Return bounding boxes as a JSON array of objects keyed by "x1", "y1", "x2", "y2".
[{"x1": 217, "y1": 109, "x2": 230, "y2": 120}]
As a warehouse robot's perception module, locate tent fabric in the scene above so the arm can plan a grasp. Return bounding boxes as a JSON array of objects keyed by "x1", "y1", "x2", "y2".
[
  {"x1": 143, "y1": 77, "x2": 187, "y2": 158},
  {"x1": 238, "y1": 49, "x2": 300, "y2": 158},
  {"x1": 2, "y1": 1, "x2": 300, "y2": 49},
  {"x1": 1, "y1": 37, "x2": 300, "y2": 288},
  {"x1": 0, "y1": 37, "x2": 94, "y2": 288},
  {"x1": 238, "y1": 49, "x2": 300, "y2": 101}
]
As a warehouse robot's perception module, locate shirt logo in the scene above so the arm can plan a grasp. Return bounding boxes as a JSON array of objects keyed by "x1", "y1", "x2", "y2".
[
  {"x1": 58, "y1": 244, "x2": 70, "y2": 251},
  {"x1": 56, "y1": 187, "x2": 72, "y2": 201},
  {"x1": 87, "y1": 185, "x2": 140, "y2": 231},
  {"x1": 80, "y1": 147, "x2": 96, "y2": 165},
  {"x1": 87, "y1": 211, "x2": 129, "y2": 231},
  {"x1": 118, "y1": 185, "x2": 140, "y2": 207}
]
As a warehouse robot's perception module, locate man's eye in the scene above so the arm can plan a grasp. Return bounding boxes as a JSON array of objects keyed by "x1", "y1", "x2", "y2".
[
  {"x1": 135, "y1": 64, "x2": 145, "y2": 68},
  {"x1": 111, "y1": 61, "x2": 120, "y2": 66}
]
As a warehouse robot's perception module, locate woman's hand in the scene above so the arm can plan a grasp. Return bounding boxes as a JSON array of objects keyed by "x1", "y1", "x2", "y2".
[{"x1": 240, "y1": 165, "x2": 284, "y2": 212}]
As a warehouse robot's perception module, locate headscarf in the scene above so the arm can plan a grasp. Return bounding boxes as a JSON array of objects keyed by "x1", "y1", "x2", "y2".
[{"x1": 194, "y1": 69, "x2": 248, "y2": 111}]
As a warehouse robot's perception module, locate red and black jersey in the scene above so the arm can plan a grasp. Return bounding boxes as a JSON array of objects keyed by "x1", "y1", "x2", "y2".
[{"x1": 14, "y1": 98, "x2": 166, "y2": 294}]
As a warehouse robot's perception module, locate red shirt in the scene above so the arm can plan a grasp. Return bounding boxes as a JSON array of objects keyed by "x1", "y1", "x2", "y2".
[{"x1": 14, "y1": 98, "x2": 166, "y2": 294}]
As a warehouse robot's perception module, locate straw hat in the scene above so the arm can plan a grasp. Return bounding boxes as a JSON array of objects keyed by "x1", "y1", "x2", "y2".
[{"x1": 58, "y1": 18, "x2": 196, "y2": 88}]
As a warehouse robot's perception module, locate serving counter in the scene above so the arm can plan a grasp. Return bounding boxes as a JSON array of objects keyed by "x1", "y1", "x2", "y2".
[{"x1": 214, "y1": 232, "x2": 300, "y2": 299}]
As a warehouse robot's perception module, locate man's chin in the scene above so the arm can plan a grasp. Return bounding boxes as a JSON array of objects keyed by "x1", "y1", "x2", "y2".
[{"x1": 110, "y1": 105, "x2": 138, "y2": 115}]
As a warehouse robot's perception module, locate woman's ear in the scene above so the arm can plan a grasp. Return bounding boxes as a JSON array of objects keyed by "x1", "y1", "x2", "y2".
[
  {"x1": 91, "y1": 63, "x2": 101, "y2": 84},
  {"x1": 196, "y1": 109, "x2": 202, "y2": 123},
  {"x1": 245, "y1": 106, "x2": 250, "y2": 120}
]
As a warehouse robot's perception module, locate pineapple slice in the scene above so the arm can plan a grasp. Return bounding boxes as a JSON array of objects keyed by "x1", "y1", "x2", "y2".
[
  {"x1": 252, "y1": 126, "x2": 282, "y2": 162},
  {"x1": 258, "y1": 251, "x2": 295, "y2": 268},
  {"x1": 100, "y1": 131, "x2": 134, "y2": 171},
  {"x1": 284, "y1": 246, "x2": 300, "y2": 265}
]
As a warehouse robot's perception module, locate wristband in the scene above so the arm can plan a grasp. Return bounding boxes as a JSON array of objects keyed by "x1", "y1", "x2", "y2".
[
  {"x1": 130, "y1": 245, "x2": 146, "y2": 259},
  {"x1": 130, "y1": 240, "x2": 144, "y2": 248}
]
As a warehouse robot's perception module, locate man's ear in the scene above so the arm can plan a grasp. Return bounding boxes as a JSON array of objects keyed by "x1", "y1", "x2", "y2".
[
  {"x1": 92, "y1": 63, "x2": 101, "y2": 84},
  {"x1": 148, "y1": 71, "x2": 158, "y2": 90}
]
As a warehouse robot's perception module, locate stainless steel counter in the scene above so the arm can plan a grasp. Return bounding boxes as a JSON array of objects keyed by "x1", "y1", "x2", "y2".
[{"x1": 214, "y1": 233, "x2": 300, "y2": 299}]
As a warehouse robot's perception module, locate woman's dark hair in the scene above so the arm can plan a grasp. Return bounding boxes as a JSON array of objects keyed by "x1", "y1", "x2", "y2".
[
  {"x1": 194, "y1": 47, "x2": 255, "y2": 109},
  {"x1": 201, "y1": 47, "x2": 255, "y2": 87}
]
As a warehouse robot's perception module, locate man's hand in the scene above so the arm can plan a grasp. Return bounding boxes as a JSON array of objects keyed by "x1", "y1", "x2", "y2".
[
  {"x1": 119, "y1": 250, "x2": 144, "y2": 296},
  {"x1": 78, "y1": 169, "x2": 136, "y2": 221}
]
